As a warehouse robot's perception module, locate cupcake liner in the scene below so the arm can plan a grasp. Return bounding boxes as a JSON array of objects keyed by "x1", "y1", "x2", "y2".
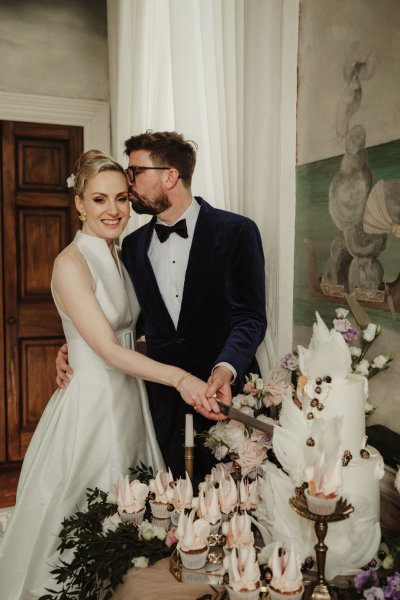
[
  {"x1": 179, "y1": 546, "x2": 209, "y2": 570},
  {"x1": 118, "y1": 508, "x2": 145, "y2": 525},
  {"x1": 268, "y1": 585, "x2": 304, "y2": 600},
  {"x1": 151, "y1": 516, "x2": 171, "y2": 531},
  {"x1": 149, "y1": 500, "x2": 171, "y2": 519},
  {"x1": 226, "y1": 585, "x2": 261, "y2": 600},
  {"x1": 305, "y1": 489, "x2": 338, "y2": 516}
]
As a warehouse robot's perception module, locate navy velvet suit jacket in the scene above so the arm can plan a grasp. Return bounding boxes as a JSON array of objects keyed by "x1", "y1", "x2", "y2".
[{"x1": 121, "y1": 197, "x2": 267, "y2": 444}]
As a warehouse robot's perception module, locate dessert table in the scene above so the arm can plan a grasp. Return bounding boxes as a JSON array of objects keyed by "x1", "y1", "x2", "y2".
[{"x1": 112, "y1": 557, "x2": 225, "y2": 599}]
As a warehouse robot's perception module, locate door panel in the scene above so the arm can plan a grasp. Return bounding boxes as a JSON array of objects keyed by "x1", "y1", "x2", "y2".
[{"x1": 2, "y1": 120, "x2": 83, "y2": 462}]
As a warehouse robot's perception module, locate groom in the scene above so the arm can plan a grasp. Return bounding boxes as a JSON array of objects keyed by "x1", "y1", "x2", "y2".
[
  {"x1": 121, "y1": 131, "x2": 267, "y2": 476},
  {"x1": 58, "y1": 131, "x2": 267, "y2": 477}
]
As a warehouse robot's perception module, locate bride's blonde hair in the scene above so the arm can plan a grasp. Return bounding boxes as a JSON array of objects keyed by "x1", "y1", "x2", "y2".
[{"x1": 72, "y1": 150, "x2": 126, "y2": 197}]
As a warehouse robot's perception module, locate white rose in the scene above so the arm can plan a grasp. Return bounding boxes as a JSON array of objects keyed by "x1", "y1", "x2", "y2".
[
  {"x1": 333, "y1": 318, "x2": 351, "y2": 333},
  {"x1": 102, "y1": 512, "x2": 122, "y2": 533},
  {"x1": 363, "y1": 323, "x2": 377, "y2": 342},
  {"x1": 222, "y1": 425, "x2": 247, "y2": 452},
  {"x1": 364, "y1": 587, "x2": 384, "y2": 600},
  {"x1": 132, "y1": 556, "x2": 149, "y2": 569},
  {"x1": 355, "y1": 359, "x2": 370, "y2": 376},
  {"x1": 232, "y1": 394, "x2": 244, "y2": 409},
  {"x1": 350, "y1": 346, "x2": 362, "y2": 357},
  {"x1": 335, "y1": 308, "x2": 349, "y2": 319},
  {"x1": 241, "y1": 395, "x2": 257, "y2": 408},
  {"x1": 371, "y1": 355, "x2": 388, "y2": 369},
  {"x1": 255, "y1": 378, "x2": 264, "y2": 391}
]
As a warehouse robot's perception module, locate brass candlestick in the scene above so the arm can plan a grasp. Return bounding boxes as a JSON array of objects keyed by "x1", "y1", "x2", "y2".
[
  {"x1": 289, "y1": 494, "x2": 354, "y2": 600},
  {"x1": 184, "y1": 446, "x2": 195, "y2": 481}
]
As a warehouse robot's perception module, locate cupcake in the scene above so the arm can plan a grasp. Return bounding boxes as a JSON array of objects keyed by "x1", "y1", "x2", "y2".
[
  {"x1": 304, "y1": 443, "x2": 342, "y2": 516},
  {"x1": 238, "y1": 479, "x2": 259, "y2": 513},
  {"x1": 194, "y1": 486, "x2": 222, "y2": 533},
  {"x1": 115, "y1": 475, "x2": 148, "y2": 525},
  {"x1": 171, "y1": 471, "x2": 193, "y2": 526},
  {"x1": 224, "y1": 546, "x2": 261, "y2": 600},
  {"x1": 222, "y1": 511, "x2": 254, "y2": 551},
  {"x1": 176, "y1": 509, "x2": 211, "y2": 570},
  {"x1": 218, "y1": 474, "x2": 238, "y2": 519},
  {"x1": 268, "y1": 543, "x2": 304, "y2": 600},
  {"x1": 148, "y1": 468, "x2": 174, "y2": 519}
]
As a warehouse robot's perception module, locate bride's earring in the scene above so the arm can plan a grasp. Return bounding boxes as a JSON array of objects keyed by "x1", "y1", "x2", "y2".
[{"x1": 79, "y1": 211, "x2": 87, "y2": 222}]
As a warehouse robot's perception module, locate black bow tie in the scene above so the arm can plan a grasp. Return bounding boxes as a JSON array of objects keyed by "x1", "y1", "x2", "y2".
[{"x1": 154, "y1": 219, "x2": 188, "y2": 243}]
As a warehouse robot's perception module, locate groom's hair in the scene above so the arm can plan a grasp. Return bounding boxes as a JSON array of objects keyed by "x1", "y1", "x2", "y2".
[{"x1": 124, "y1": 130, "x2": 197, "y2": 186}]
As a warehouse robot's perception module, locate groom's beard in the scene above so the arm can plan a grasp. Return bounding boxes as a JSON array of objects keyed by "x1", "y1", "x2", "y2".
[{"x1": 130, "y1": 190, "x2": 172, "y2": 215}]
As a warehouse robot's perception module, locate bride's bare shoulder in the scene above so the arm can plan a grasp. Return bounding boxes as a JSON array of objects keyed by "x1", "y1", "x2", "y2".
[{"x1": 53, "y1": 242, "x2": 88, "y2": 275}]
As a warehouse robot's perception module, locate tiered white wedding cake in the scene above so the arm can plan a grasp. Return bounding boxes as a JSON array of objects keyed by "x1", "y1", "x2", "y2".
[{"x1": 255, "y1": 313, "x2": 384, "y2": 580}]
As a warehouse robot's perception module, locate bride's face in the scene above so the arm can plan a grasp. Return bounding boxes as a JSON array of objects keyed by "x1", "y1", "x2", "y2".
[{"x1": 75, "y1": 171, "x2": 130, "y2": 242}]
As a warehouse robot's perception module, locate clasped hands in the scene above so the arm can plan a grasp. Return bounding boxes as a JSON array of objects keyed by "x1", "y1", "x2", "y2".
[{"x1": 55, "y1": 345, "x2": 231, "y2": 421}]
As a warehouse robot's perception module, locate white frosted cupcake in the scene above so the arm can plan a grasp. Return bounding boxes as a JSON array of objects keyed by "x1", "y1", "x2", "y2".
[
  {"x1": 194, "y1": 486, "x2": 222, "y2": 533},
  {"x1": 224, "y1": 546, "x2": 261, "y2": 600},
  {"x1": 268, "y1": 543, "x2": 304, "y2": 600},
  {"x1": 148, "y1": 468, "x2": 174, "y2": 519},
  {"x1": 218, "y1": 474, "x2": 239, "y2": 519},
  {"x1": 171, "y1": 471, "x2": 193, "y2": 526},
  {"x1": 222, "y1": 512, "x2": 254, "y2": 551},
  {"x1": 304, "y1": 488, "x2": 338, "y2": 516},
  {"x1": 176, "y1": 509, "x2": 211, "y2": 570},
  {"x1": 115, "y1": 475, "x2": 148, "y2": 526}
]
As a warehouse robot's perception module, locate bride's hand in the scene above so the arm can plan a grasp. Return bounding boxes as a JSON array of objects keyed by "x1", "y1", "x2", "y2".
[
  {"x1": 177, "y1": 374, "x2": 227, "y2": 421},
  {"x1": 56, "y1": 343, "x2": 74, "y2": 389}
]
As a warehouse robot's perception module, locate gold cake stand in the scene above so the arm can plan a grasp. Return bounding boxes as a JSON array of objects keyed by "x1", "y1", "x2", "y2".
[{"x1": 289, "y1": 494, "x2": 354, "y2": 600}]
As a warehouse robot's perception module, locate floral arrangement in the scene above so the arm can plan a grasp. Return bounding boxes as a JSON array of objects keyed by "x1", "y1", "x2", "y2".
[
  {"x1": 353, "y1": 561, "x2": 400, "y2": 600},
  {"x1": 202, "y1": 373, "x2": 277, "y2": 478},
  {"x1": 39, "y1": 465, "x2": 175, "y2": 600},
  {"x1": 281, "y1": 307, "x2": 394, "y2": 415}
]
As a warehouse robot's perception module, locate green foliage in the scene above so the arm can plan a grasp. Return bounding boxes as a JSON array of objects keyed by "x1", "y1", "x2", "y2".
[
  {"x1": 129, "y1": 461, "x2": 155, "y2": 484},
  {"x1": 39, "y1": 487, "x2": 171, "y2": 600}
]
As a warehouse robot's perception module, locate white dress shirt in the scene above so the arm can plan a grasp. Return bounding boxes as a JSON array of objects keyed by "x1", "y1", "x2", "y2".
[{"x1": 148, "y1": 198, "x2": 236, "y2": 381}]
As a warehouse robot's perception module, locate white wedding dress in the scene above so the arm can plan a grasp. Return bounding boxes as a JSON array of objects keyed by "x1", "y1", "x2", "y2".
[{"x1": 0, "y1": 231, "x2": 164, "y2": 599}]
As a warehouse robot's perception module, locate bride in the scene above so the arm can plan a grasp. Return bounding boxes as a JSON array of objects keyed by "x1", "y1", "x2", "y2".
[{"x1": 0, "y1": 150, "x2": 224, "y2": 599}]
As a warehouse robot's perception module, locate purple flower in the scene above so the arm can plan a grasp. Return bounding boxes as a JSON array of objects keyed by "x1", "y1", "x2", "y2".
[
  {"x1": 280, "y1": 352, "x2": 299, "y2": 371},
  {"x1": 384, "y1": 572, "x2": 400, "y2": 600},
  {"x1": 354, "y1": 569, "x2": 379, "y2": 591},
  {"x1": 343, "y1": 327, "x2": 359, "y2": 342}
]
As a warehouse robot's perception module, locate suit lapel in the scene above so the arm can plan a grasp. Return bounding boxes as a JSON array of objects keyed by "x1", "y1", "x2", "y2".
[{"x1": 177, "y1": 198, "x2": 216, "y2": 331}]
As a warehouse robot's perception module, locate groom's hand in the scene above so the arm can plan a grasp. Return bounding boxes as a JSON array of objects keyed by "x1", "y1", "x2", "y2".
[
  {"x1": 56, "y1": 343, "x2": 73, "y2": 389},
  {"x1": 206, "y1": 366, "x2": 232, "y2": 411}
]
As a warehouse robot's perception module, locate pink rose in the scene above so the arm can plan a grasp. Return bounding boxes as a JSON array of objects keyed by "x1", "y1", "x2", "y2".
[
  {"x1": 263, "y1": 383, "x2": 288, "y2": 407},
  {"x1": 237, "y1": 440, "x2": 267, "y2": 477},
  {"x1": 215, "y1": 444, "x2": 229, "y2": 460},
  {"x1": 165, "y1": 527, "x2": 178, "y2": 548}
]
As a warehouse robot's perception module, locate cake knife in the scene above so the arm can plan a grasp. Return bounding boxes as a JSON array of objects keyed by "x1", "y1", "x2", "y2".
[{"x1": 216, "y1": 401, "x2": 275, "y2": 436}]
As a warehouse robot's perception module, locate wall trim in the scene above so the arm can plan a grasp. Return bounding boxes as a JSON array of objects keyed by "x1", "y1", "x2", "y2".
[{"x1": 0, "y1": 91, "x2": 110, "y2": 152}]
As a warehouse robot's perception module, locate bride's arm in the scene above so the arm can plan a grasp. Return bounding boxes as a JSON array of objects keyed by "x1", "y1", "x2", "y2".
[{"x1": 52, "y1": 251, "x2": 222, "y2": 416}]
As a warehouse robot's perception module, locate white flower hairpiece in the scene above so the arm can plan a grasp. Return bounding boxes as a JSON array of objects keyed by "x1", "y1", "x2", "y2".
[{"x1": 66, "y1": 173, "x2": 76, "y2": 189}]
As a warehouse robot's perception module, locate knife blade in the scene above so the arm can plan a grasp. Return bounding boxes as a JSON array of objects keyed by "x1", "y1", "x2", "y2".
[{"x1": 217, "y1": 401, "x2": 275, "y2": 436}]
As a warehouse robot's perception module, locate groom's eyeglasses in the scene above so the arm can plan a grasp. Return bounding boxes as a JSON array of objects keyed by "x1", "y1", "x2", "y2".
[{"x1": 125, "y1": 165, "x2": 176, "y2": 183}]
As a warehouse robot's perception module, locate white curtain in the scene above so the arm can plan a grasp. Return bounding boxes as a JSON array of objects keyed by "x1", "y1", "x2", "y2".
[{"x1": 107, "y1": 0, "x2": 299, "y2": 371}]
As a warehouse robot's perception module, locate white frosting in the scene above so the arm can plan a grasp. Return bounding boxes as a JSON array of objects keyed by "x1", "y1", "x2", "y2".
[
  {"x1": 224, "y1": 546, "x2": 260, "y2": 592},
  {"x1": 269, "y1": 542, "x2": 303, "y2": 593},
  {"x1": 176, "y1": 509, "x2": 210, "y2": 552},
  {"x1": 222, "y1": 511, "x2": 254, "y2": 549},
  {"x1": 172, "y1": 472, "x2": 193, "y2": 511},
  {"x1": 149, "y1": 468, "x2": 174, "y2": 504},
  {"x1": 116, "y1": 476, "x2": 148, "y2": 514},
  {"x1": 218, "y1": 474, "x2": 238, "y2": 514}
]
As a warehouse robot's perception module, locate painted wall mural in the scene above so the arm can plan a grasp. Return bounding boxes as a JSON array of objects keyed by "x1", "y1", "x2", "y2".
[{"x1": 295, "y1": 42, "x2": 400, "y2": 332}]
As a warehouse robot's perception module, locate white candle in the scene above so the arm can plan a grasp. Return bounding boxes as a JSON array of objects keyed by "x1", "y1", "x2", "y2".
[{"x1": 185, "y1": 414, "x2": 194, "y2": 447}]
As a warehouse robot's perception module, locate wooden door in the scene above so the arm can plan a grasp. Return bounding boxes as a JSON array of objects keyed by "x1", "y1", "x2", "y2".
[{"x1": 1, "y1": 121, "x2": 83, "y2": 462}]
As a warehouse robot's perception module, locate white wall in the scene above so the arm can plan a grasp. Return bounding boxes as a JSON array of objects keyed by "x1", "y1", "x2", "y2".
[{"x1": 0, "y1": 0, "x2": 109, "y2": 101}]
